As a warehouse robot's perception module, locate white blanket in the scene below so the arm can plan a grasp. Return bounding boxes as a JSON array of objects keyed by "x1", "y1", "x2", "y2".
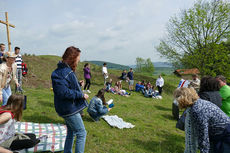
[{"x1": 102, "y1": 115, "x2": 135, "y2": 129}]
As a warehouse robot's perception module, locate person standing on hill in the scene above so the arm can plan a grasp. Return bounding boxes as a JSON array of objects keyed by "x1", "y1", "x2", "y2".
[
  {"x1": 189, "y1": 74, "x2": 200, "y2": 92},
  {"x1": 83, "y1": 63, "x2": 91, "y2": 93},
  {"x1": 156, "y1": 75, "x2": 164, "y2": 95},
  {"x1": 102, "y1": 63, "x2": 108, "y2": 86},
  {"x1": 0, "y1": 44, "x2": 6, "y2": 64},
  {"x1": 0, "y1": 52, "x2": 19, "y2": 106},
  {"x1": 216, "y1": 75, "x2": 230, "y2": 117},
  {"x1": 51, "y1": 46, "x2": 89, "y2": 153},
  {"x1": 127, "y1": 68, "x2": 134, "y2": 91},
  {"x1": 14, "y1": 47, "x2": 23, "y2": 93}
]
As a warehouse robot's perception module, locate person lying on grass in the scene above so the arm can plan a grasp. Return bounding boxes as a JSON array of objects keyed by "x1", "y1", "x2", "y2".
[
  {"x1": 0, "y1": 94, "x2": 40, "y2": 151},
  {"x1": 87, "y1": 89, "x2": 112, "y2": 121}
]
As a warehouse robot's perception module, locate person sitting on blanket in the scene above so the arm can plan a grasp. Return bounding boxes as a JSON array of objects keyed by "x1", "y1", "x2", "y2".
[
  {"x1": 0, "y1": 94, "x2": 40, "y2": 151},
  {"x1": 87, "y1": 89, "x2": 112, "y2": 121}
]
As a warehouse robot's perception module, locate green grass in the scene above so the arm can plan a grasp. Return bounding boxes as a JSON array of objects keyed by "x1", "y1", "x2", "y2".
[{"x1": 19, "y1": 55, "x2": 184, "y2": 153}]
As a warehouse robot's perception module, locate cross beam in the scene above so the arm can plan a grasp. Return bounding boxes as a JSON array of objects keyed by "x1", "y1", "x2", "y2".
[{"x1": 0, "y1": 12, "x2": 15, "y2": 51}]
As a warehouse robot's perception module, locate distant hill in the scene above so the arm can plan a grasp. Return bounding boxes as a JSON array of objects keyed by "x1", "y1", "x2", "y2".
[
  {"x1": 153, "y1": 62, "x2": 172, "y2": 67},
  {"x1": 130, "y1": 62, "x2": 172, "y2": 68},
  {"x1": 85, "y1": 61, "x2": 130, "y2": 70}
]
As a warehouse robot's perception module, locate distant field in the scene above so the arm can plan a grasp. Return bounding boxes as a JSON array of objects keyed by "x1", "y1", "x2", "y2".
[{"x1": 154, "y1": 67, "x2": 174, "y2": 75}]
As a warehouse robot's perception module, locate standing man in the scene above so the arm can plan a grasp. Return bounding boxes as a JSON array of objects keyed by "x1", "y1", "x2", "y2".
[
  {"x1": 189, "y1": 74, "x2": 200, "y2": 92},
  {"x1": 127, "y1": 68, "x2": 134, "y2": 91},
  {"x1": 0, "y1": 43, "x2": 6, "y2": 64},
  {"x1": 156, "y1": 75, "x2": 164, "y2": 95},
  {"x1": 216, "y1": 75, "x2": 230, "y2": 116},
  {"x1": 102, "y1": 63, "x2": 108, "y2": 85},
  {"x1": 14, "y1": 47, "x2": 23, "y2": 92}
]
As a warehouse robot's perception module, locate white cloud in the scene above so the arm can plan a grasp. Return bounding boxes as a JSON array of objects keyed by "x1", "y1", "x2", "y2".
[{"x1": 0, "y1": 0, "x2": 195, "y2": 65}]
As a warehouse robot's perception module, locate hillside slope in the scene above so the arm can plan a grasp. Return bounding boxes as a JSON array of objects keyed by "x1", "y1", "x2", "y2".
[{"x1": 23, "y1": 55, "x2": 177, "y2": 93}]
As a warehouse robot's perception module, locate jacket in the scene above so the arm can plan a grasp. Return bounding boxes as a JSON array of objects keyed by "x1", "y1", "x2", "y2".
[
  {"x1": 83, "y1": 67, "x2": 91, "y2": 79},
  {"x1": 51, "y1": 62, "x2": 88, "y2": 117},
  {"x1": 87, "y1": 96, "x2": 108, "y2": 116},
  {"x1": 199, "y1": 91, "x2": 222, "y2": 108},
  {"x1": 0, "y1": 62, "x2": 18, "y2": 98}
]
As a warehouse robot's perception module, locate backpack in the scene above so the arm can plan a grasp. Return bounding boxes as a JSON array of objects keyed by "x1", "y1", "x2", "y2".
[{"x1": 21, "y1": 62, "x2": 28, "y2": 76}]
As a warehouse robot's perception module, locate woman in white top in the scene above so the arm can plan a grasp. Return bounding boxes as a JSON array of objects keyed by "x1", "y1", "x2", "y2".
[
  {"x1": 156, "y1": 75, "x2": 164, "y2": 95},
  {"x1": 0, "y1": 52, "x2": 19, "y2": 106}
]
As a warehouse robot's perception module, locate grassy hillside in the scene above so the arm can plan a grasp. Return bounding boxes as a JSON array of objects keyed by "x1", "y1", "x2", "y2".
[
  {"x1": 86, "y1": 60, "x2": 130, "y2": 70},
  {"x1": 19, "y1": 55, "x2": 184, "y2": 153}
]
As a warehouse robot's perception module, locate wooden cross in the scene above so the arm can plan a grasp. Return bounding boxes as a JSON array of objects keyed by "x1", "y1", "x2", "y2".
[{"x1": 0, "y1": 12, "x2": 15, "y2": 51}]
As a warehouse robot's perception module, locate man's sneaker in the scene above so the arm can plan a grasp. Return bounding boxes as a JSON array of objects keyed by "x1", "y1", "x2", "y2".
[
  {"x1": 87, "y1": 90, "x2": 91, "y2": 93},
  {"x1": 83, "y1": 90, "x2": 86, "y2": 93}
]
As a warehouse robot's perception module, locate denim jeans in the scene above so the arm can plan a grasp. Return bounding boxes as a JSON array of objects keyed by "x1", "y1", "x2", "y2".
[
  {"x1": 2, "y1": 86, "x2": 11, "y2": 106},
  {"x1": 63, "y1": 113, "x2": 87, "y2": 153},
  {"x1": 16, "y1": 68, "x2": 23, "y2": 92}
]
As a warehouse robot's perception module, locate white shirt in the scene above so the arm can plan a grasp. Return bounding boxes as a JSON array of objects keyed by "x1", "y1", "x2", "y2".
[
  {"x1": 102, "y1": 66, "x2": 108, "y2": 74},
  {"x1": 156, "y1": 77, "x2": 164, "y2": 87},
  {"x1": 0, "y1": 116, "x2": 15, "y2": 144}
]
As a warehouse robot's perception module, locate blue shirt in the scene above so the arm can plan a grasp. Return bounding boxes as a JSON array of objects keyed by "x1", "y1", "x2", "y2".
[
  {"x1": 0, "y1": 52, "x2": 3, "y2": 64},
  {"x1": 127, "y1": 71, "x2": 133, "y2": 80}
]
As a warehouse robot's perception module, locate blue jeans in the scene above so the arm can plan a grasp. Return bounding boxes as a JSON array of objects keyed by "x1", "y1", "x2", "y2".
[
  {"x1": 2, "y1": 86, "x2": 11, "y2": 106},
  {"x1": 63, "y1": 113, "x2": 87, "y2": 153},
  {"x1": 16, "y1": 69, "x2": 23, "y2": 92}
]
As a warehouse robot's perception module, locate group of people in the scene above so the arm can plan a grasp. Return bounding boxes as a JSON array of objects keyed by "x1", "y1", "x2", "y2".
[
  {"x1": 105, "y1": 79, "x2": 131, "y2": 96},
  {"x1": 0, "y1": 43, "x2": 24, "y2": 106},
  {"x1": 2, "y1": 44, "x2": 230, "y2": 153},
  {"x1": 0, "y1": 44, "x2": 36, "y2": 152},
  {"x1": 135, "y1": 75, "x2": 164, "y2": 99},
  {"x1": 175, "y1": 75, "x2": 230, "y2": 152}
]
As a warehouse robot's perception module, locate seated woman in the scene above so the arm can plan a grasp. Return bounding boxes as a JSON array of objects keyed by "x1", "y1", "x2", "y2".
[
  {"x1": 135, "y1": 81, "x2": 145, "y2": 92},
  {"x1": 120, "y1": 70, "x2": 127, "y2": 80},
  {"x1": 198, "y1": 76, "x2": 222, "y2": 108},
  {"x1": 87, "y1": 89, "x2": 112, "y2": 121},
  {"x1": 144, "y1": 86, "x2": 153, "y2": 98},
  {"x1": 105, "y1": 79, "x2": 113, "y2": 91},
  {"x1": 174, "y1": 87, "x2": 230, "y2": 153},
  {"x1": 0, "y1": 94, "x2": 40, "y2": 151}
]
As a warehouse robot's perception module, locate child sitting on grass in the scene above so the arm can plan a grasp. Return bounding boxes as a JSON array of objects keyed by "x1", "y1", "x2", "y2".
[
  {"x1": 0, "y1": 94, "x2": 40, "y2": 151},
  {"x1": 87, "y1": 89, "x2": 112, "y2": 121}
]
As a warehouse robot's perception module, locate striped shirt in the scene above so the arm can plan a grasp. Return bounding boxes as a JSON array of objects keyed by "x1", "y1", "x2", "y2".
[{"x1": 15, "y1": 54, "x2": 22, "y2": 69}]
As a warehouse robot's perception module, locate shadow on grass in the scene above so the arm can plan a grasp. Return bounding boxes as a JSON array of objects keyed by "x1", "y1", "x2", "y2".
[
  {"x1": 154, "y1": 105, "x2": 171, "y2": 111},
  {"x1": 38, "y1": 100, "x2": 54, "y2": 108},
  {"x1": 161, "y1": 114, "x2": 175, "y2": 121},
  {"x1": 23, "y1": 113, "x2": 64, "y2": 124},
  {"x1": 133, "y1": 132, "x2": 184, "y2": 153},
  {"x1": 83, "y1": 115, "x2": 95, "y2": 122}
]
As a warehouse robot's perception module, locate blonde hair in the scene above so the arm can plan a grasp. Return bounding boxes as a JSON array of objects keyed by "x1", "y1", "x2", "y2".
[{"x1": 174, "y1": 87, "x2": 199, "y2": 109}]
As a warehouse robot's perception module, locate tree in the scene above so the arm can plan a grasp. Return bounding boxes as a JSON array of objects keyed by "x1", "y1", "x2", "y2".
[
  {"x1": 156, "y1": 0, "x2": 230, "y2": 74},
  {"x1": 135, "y1": 57, "x2": 145, "y2": 72},
  {"x1": 135, "y1": 57, "x2": 155, "y2": 74}
]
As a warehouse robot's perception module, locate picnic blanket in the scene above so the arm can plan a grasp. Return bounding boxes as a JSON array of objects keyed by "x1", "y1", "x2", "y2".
[
  {"x1": 15, "y1": 122, "x2": 66, "y2": 153},
  {"x1": 102, "y1": 115, "x2": 135, "y2": 129}
]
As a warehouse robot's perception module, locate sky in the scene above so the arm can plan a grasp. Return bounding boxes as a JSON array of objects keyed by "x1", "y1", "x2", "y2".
[{"x1": 0, "y1": 0, "x2": 195, "y2": 65}]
